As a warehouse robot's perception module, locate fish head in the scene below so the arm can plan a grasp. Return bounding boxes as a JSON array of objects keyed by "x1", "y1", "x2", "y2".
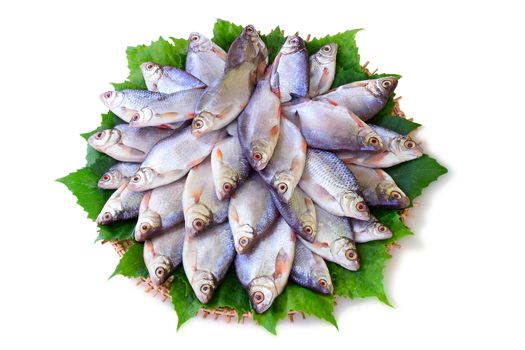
[
  {"x1": 340, "y1": 191, "x2": 370, "y2": 220},
  {"x1": 370, "y1": 222, "x2": 393, "y2": 240},
  {"x1": 192, "y1": 270, "x2": 217, "y2": 303},
  {"x1": 98, "y1": 169, "x2": 122, "y2": 189},
  {"x1": 357, "y1": 128, "x2": 384, "y2": 152},
  {"x1": 188, "y1": 32, "x2": 211, "y2": 52},
  {"x1": 129, "y1": 108, "x2": 154, "y2": 127},
  {"x1": 249, "y1": 276, "x2": 278, "y2": 313},
  {"x1": 391, "y1": 136, "x2": 424, "y2": 161},
  {"x1": 148, "y1": 255, "x2": 173, "y2": 286},
  {"x1": 315, "y1": 43, "x2": 338, "y2": 64},
  {"x1": 127, "y1": 167, "x2": 156, "y2": 192},
  {"x1": 134, "y1": 210, "x2": 162, "y2": 241},
  {"x1": 233, "y1": 224, "x2": 255, "y2": 254},
  {"x1": 272, "y1": 171, "x2": 295, "y2": 203},
  {"x1": 140, "y1": 62, "x2": 162, "y2": 84},
  {"x1": 248, "y1": 138, "x2": 272, "y2": 170},
  {"x1": 352, "y1": 218, "x2": 392, "y2": 241},
  {"x1": 185, "y1": 203, "x2": 212, "y2": 236},
  {"x1": 96, "y1": 199, "x2": 123, "y2": 225},
  {"x1": 99, "y1": 90, "x2": 124, "y2": 108},
  {"x1": 241, "y1": 25, "x2": 259, "y2": 41},
  {"x1": 191, "y1": 112, "x2": 215, "y2": 136},
  {"x1": 87, "y1": 128, "x2": 121, "y2": 152},
  {"x1": 376, "y1": 182, "x2": 410, "y2": 208},
  {"x1": 374, "y1": 77, "x2": 398, "y2": 97},
  {"x1": 311, "y1": 267, "x2": 334, "y2": 295},
  {"x1": 331, "y1": 238, "x2": 360, "y2": 271},
  {"x1": 299, "y1": 197, "x2": 318, "y2": 241},
  {"x1": 215, "y1": 166, "x2": 240, "y2": 201},
  {"x1": 281, "y1": 35, "x2": 305, "y2": 55}
]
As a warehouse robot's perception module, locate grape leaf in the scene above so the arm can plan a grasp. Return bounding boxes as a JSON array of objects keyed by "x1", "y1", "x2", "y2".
[
  {"x1": 110, "y1": 242, "x2": 148, "y2": 279},
  {"x1": 170, "y1": 266, "x2": 205, "y2": 330},
  {"x1": 261, "y1": 27, "x2": 286, "y2": 63},
  {"x1": 212, "y1": 19, "x2": 243, "y2": 51},
  {"x1": 96, "y1": 221, "x2": 135, "y2": 242}
]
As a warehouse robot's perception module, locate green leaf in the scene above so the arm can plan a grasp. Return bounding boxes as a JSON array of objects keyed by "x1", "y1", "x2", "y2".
[
  {"x1": 212, "y1": 19, "x2": 243, "y2": 51},
  {"x1": 385, "y1": 155, "x2": 448, "y2": 201},
  {"x1": 261, "y1": 26, "x2": 286, "y2": 63},
  {"x1": 252, "y1": 283, "x2": 337, "y2": 335},
  {"x1": 370, "y1": 114, "x2": 421, "y2": 135},
  {"x1": 170, "y1": 266, "x2": 203, "y2": 330},
  {"x1": 112, "y1": 37, "x2": 187, "y2": 91},
  {"x1": 96, "y1": 221, "x2": 135, "y2": 242},
  {"x1": 110, "y1": 243, "x2": 148, "y2": 279}
]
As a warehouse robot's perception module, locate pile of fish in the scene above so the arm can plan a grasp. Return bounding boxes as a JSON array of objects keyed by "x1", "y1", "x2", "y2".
[{"x1": 90, "y1": 25, "x2": 423, "y2": 313}]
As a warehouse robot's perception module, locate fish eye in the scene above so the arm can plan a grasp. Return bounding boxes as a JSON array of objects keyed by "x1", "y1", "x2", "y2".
[
  {"x1": 200, "y1": 284, "x2": 211, "y2": 293},
  {"x1": 291, "y1": 38, "x2": 298, "y2": 44},
  {"x1": 404, "y1": 140, "x2": 416, "y2": 149},
  {"x1": 253, "y1": 291, "x2": 265, "y2": 304},
  {"x1": 253, "y1": 152, "x2": 263, "y2": 161},
  {"x1": 382, "y1": 80, "x2": 392, "y2": 88},
  {"x1": 239, "y1": 236, "x2": 250, "y2": 247},
  {"x1": 140, "y1": 223, "x2": 151, "y2": 234},
  {"x1": 319, "y1": 279, "x2": 328, "y2": 288},
  {"x1": 103, "y1": 212, "x2": 112, "y2": 221},
  {"x1": 223, "y1": 183, "x2": 233, "y2": 192},
  {"x1": 369, "y1": 137, "x2": 380, "y2": 146},
  {"x1": 322, "y1": 45, "x2": 331, "y2": 52},
  {"x1": 378, "y1": 225, "x2": 388, "y2": 233},
  {"x1": 131, "y1": 174, "x2": 141, "y2": 183},
  {"x1": 155, "y1": 267, "x2": 165, "y2": 278},
  {"x1": 131, "y1": 113, "x2": 140, "y2": 122},
  {"x1": 103, "y1": 91, "x2": 112, "y2": 99},
  {"x1": 391, "y1": 191, "x2": 402, "y2": 200},
  {"x1": 95, "y1": 131, "x2": 104, "y2": 139},
  {"x1": 101, "y1": 174, "x2": 110, "y2": 182},
  {"x1": 345, "y1": 249, "x2": 358, "y2": 261},
  {"x1": 193, "y1": 119, "x2": 204, "y2": 129},
  {"x1": 303, "y1": 226, "x2": 313, "y2": 236},
  {"x1": 277, "y1": 182, "x2": 288, "y2": 193},
  {"x1": 146, "y1": 63, "x2": 154, "y2": 70},
  {"x1": 190, "y1": 34, "x2": 200, "y2": 41},
  {"x1": 356, "y1": 201, "x2": 367, "y2": 212},
  {"x1": 192, "y1": 218, "x2": 205, "y2": 231}
]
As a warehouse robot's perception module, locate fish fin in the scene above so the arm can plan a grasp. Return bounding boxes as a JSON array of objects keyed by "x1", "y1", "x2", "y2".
[
  {"x1": 211, "y1": 46, "x2": 226, "y2": 60},
  {"x1": 290, "y1": 155, "x2": 303, "y2": 173},
  {"x1": 142, "y1": 190, "x2": 152, "y2": 210},
  {"x1": 270, "y1": 69, "x2": 280, "y2": 97},
  {"x1": 273, "y1": 248, "x2": 289, "y2": 280},
  {"x1": 158, "y1": 124, "x2": 173, "y2": 129},
  {"x1": 116, "y1": 143, "x2": 145, "y2": 160},
  {"x1": 285, "y1": 111, "x2": 302, "y2": 129},
  {"x1": 289, "y1": 93, "x2": 307, "y2": 103},
  {"x1": 217, "y1": 105, "x2": 234, "y2": 119},
  {"x1": 229, "y1": 205, "x2": 239, "y2": 223},
  {"x1": 304, "y1": 196, "x2": 316, "y2": 218},
  {"x1": 192, "y1": 189, "x2": 202, "y2": 203},
  {"x1": 214, "y1": 147, "x2": 223, "y2": 161},
  {"x1": 155, "y1": 112, "x2": 190, "y2": 122},
  {"x1": 270, "y1": 124, "x2": 280, "y2": 138},
  {"x1": 348, "y1": 111, "x2": 366, "y2": 128},
  {"x1": 324, "y1": 98, "x2": 339, "y2": 107},
  {"x1": 313, "y1": 184, "x2": 336, "y2": 202},
  {"x1": 187, "y1": 156, "x2": 207, "y2": 168},
  {"x1": 319, "y1": 67, "x2": 331, "y2": 90}
]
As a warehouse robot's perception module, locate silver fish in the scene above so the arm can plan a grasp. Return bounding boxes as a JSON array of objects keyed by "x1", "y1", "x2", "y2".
[
  {"x1": 127, "y1": 126, "x2": 225, "y2": 192},
  {"x1": 143, "y1": 224, "x2": 185, "y2": 285},
  {"x1": 140, "y1": 62, "x2": 206, "y2": 93},
  {"x1": 282, "y1": 95, "x2": 384, "y2": 152},
  {"x1": 88, "y1": 125, "x2": 174, "y2": 163},
  {"x1": 228, "y1": 174, "x2": 278, "y2": 254},
  {"x1": 100, "y1": 89, "x2": 174, "y2": 123},
  {"x1": 211, "y1": 136, "x2": 251, "y2": 200},
  {"x1": 235, "y1": 217, "x2": 295, "y2": 313},
  {"x1": 271, "y1": 186, "x2": 317, "y2": 242},
  {"x1": 186, "y1": 32, "x2": 227, "y2": 85},
  {"x1": 316, "y1": 77, "x2": 398, "y2": 121},
  {"x1": 237, "y1": 72, "x2": 281, "y2": 171},
  {"x1": 192, "y1": 60, "x2": 256, "y2": 136},
  {"x1": 346, "y1": 164, "x2": 409, "y2": 208},
  {"x1": 272, "y1": 35, "x2": 308, "y2": 102},
  {"x1": 183, "y1": 222, "x2": 235, "y2": 303},
  {"x1": 259, "y1": 117, "x2": 306, "y2": 203},
  {"x1": 308, "y1": 43, "x2": 338, "y2": 97},
  {"x1": 291, "y1": 239, "x2": 333, "y2": 294},
  {"x1": 98, "y1": 162, "x2": 140, "y2": 189},
  {"x1": 96, "y1": 181, "x2": 144, "y2": 225},
  {"x1": 226, "y1": 25, "x2": 268, "y2": 73},
  {"x1": 350, "y1": 215, "x2": 392, "y2": 243},
  {"x1": 128, "y1": 88, "x2": 205, "y2": 128},
  {"x1": 182, "y1": 158, "x2": 229, "y2": 235},
  {"x1": 299, "y1": 149, "x2": 370, "y2": 220},
  {"x1": 299, "y1": 205, "x2": 360, "y2": 271},
  {"x1": 134, "y1": 179, "x2": 185, "y2": 242},
  {"x1": 226, "y1": 120, "x2": 238, "y2": 137},
  {"x1": 337, "y1": 125, "x2": 423, "y2": 168}
]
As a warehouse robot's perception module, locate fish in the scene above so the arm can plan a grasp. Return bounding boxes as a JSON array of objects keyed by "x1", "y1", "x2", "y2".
[
  {"x1": 308, "y1": 43, "x2": 338, "y2": 98},
  {"x1": 127, "y1": 126, "x2": 225, "y2": 192},
  {"x1": 183, "y1": 222, "x2": 235, "y2": 303},
  {"x1": 225, "y1": 25, "x2": 268, "y2": 73},
  {"x1": 346, "y1": 164, "x2": 410, "y2": 208},
  {"x1": 315, "y1": 77, "x2": 398, "y2": 121},
  {"x1": 235, "y1": 217, "x2": 295, "y2": 313},
  {"x1": 186, "y1": 32, "x2": 227, "y2": 85},
  {"x1": 237, "y1": 69, "x2": 281, "y2": 171},
  {"x1": 259, "y1": 117, "x2": 306, "y2": 203},
  {"x1": 96, "y1": 181, "x2": 145, "y2": 225},
  {"x1": 228, "y1": 174, "x2": 278, "y2": 254},
  {"x1": 226, "y1": 120, "x2": 238, "y2": 137},
  {"x1": 128, "y1": 88, "x2": 205, "y2": 128},
  {"x1": 350, "y1": 215, "x2": 392, "y2": 243},
  {"x1": 87, "y1": 125, "x2": 174, "y2": 163},
  {"x1": 271, "y1": 186, "x2": 317, "y2": 242},
  {"x1": 337, "y1": 125, "x2": 423, "y2": 168},
  {"x1": 134, "y1": 178, "x2": 186, "y2": 242},
  {"x1": 210, "y1": 136, "x2": 251, "y2": 200},
  {"x1": 290, "y1": 239, "x2": 333, "y2": 294},
  {"x1": 140, "y1": 62, "x2": 206, "y2": 93},
  {"x1": 299, "y1": 148, "x2": 370, "y2": 220},
  {"x1": 98, "y1": 162, "x2": 140, "y2": 189},
  {"x1": 182, "y1": 158, "x2": 229, "y2": 235},
  {"x1": 282, "y1": 95, "x2": 384, "y2": 152},
  {"x1": 192, "y1": 60, "x2": 257, "y2": 136},
  {"x1": 272, "y1": 35, "x2": 308, "y2": 102},
  {"x1": 143, "y1": 224, "x2": 185, "y2": 285},
  {"x1": 298, "y1": 205, "x2": 360, "y2": 271}
]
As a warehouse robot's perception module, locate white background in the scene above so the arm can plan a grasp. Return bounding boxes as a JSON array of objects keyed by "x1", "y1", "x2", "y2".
[{"x1": 0, "y1": 0, "x2": 523, "y2": 348}]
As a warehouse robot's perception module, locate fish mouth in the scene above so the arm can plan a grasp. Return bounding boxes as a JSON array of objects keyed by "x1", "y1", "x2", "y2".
[
  {"x1": 313, "y1": 271, "x2": 333, "y2": 295},
  {"x1": 373, "y1": 223, "x2": 393, "y2": 240},
  {"x1": 149, "y1": 256, "x2": 172, "y2": 286},
  {"x1": 233, "y1": 224, "x2": 255, "y2": 254},
  {"x1": 192, "y1": 270, "x2": 217, "y2": 304},
  {"x1": 332, "y1": 238, "x2": 360, "y2": 271},
  {"x1": 185, "y1": 203, "x2": 212, "y2": 235},
  {"x1": 249, "y1": 277, "x2": 278, "y2": 313},
  {"x1": 249, "y1": 139, "x2": 271, "y2": 170},
  {"x1": 134, "y1": 213, "x2": 161, "y2": 241}
]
